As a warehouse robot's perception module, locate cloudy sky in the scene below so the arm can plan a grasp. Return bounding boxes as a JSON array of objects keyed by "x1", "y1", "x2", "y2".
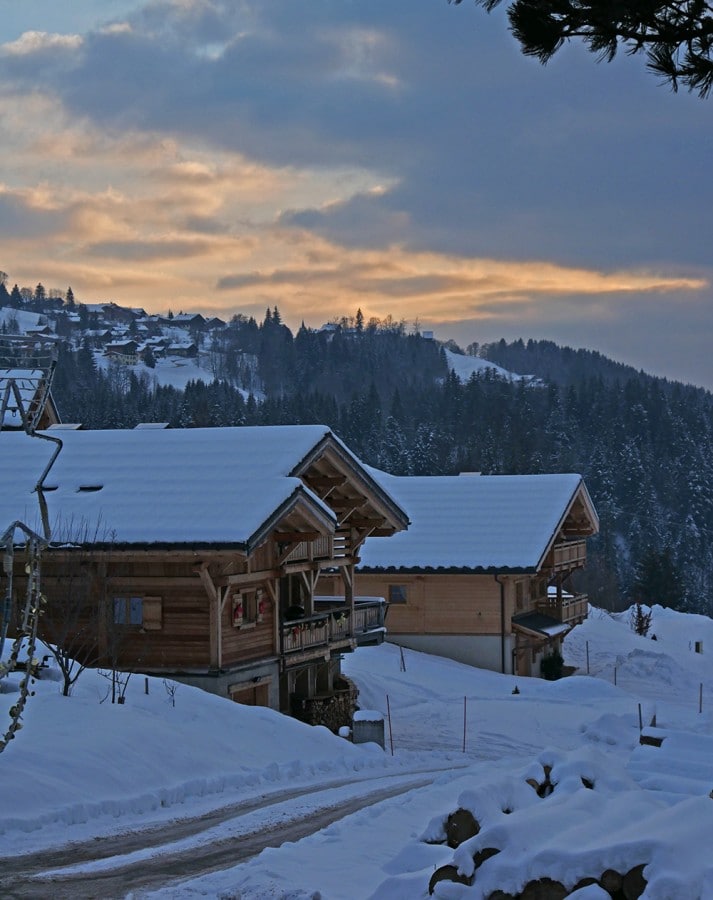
[{"x1": 1, "y1": 0, "x2": 711, "y2": 388}]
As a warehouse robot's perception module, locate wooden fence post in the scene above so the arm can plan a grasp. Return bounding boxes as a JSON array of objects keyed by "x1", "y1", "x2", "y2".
[{"x1": 463, "y1": 696, "x2": 467, "y2": 753}]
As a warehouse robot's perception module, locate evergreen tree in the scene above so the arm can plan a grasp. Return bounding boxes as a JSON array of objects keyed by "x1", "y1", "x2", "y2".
[{"x1": 632, "y1": 547, "x2": 685, "y2": 610}]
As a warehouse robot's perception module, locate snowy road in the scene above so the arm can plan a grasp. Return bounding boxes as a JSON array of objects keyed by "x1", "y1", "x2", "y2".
[{"x1": 0, "y1": 768, "x2": 451, "y2": 899}]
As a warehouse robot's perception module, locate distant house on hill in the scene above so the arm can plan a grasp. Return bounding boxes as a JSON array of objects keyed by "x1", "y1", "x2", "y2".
[
  {"x1": 104, "y1": 340, "x2": 139, "y2": 364},
  {"x1": 158, "y1": 313, "x2": 206, "y2": 330},
  {"x1": 139, "y1": 337, "x2": 169, "y2": 360},
  {"x1": 1, "y1": 426, "x2": 408, "y2": 727},
  {"x1": 318, "y1": 469, "x2": 598, "y2": 677},
  {"x1": 81, "y1": 328, "x2": 113, "y2": 348},
  {"x1": 165, "y1": 341, "x2": 198, "y2": 358},
  {"x1": 83, "y1": 302, "x2": 139, "y2": 324},
  {"x1": 205, "y1": 316, "x2": 226, "y2": 331}
]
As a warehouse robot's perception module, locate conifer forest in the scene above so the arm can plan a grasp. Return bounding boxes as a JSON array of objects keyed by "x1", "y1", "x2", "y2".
[{"x1": 45, "y1": 309, "x2": 713, "y2": 616}]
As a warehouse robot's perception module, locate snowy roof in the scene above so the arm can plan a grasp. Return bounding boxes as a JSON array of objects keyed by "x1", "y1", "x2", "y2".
[
  {"x1": 0, "y1": 307, "x2": 46, "y2": 333},
  {"x1": 358, "y1": 469, "x2": 596, "y2": 572},
  {"x1": 0, "y1": 426, "x2": 365, "y2": 549},
  {"x1": 512, "y1": 611, "x2": 571, "y2": 637}
]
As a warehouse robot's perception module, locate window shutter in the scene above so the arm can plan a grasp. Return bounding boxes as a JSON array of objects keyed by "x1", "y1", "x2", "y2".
[{"x1": 142, "y1": 596, "x2": 163, "y2": 630}]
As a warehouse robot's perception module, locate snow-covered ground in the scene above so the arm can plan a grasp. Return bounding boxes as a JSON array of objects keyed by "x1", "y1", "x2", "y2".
[
  {"x1": 1, "y1": 604, "x2": 712, "y2": 898},
  {"x1": 444, "y1": 348, "x2": 532, "y2": 384},
  {"x1": 94, "y1": 351, "x2": 222, "y2": 392}
]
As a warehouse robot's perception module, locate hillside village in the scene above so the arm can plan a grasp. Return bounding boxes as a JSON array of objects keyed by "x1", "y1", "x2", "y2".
[
  {"x1": 1, "y1": 289, "x2": 599, "y2": 732},
  {"x1": 2, "y1": 282, "x2": 713, "y2": 621},
  {"x1": 1, "y1": 291, "x2": 245, "y2": 387},
  {"x1": 2, "y1": 291, "x2": 713, "y2": 897}
]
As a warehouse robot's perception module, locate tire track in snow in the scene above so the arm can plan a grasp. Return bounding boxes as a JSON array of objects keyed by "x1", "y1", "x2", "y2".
[{"x1": 0, "y1": 769, "x2": 455, "y2": 899}]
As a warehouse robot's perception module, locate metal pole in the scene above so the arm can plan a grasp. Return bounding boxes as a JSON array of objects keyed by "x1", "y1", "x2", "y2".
[
  {"x1": 586, "y1": 641, "x2": 590, "y2": 674},
  {"x1": 638, "y1": 703, "x2": 643, "y2": 732},
  {"x1": 386, "y1": 694, "x2": 394, "y2": 756}
]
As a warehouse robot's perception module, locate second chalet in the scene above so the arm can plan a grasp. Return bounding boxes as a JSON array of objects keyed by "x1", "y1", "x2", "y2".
[{"x1": 318, "y1": 469, "x2": 599, "y2": 678}]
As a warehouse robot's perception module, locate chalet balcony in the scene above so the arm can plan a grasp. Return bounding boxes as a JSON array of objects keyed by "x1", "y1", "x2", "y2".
[
  {"x1": 536, "y1": 592, "x2": 589, "y2": 626},
  {"x1": 281, "y1": 600, "x2": 386, "y2": 663},
  {"x1": 351, "y1": 600, "x2": 387, "y2": 645},
  {"x1": 281, "y1": 534, "x2": 334, "y2": 564},
  {"x1": 281, "y1": 527, "x2": 352, "y2": 566},
  {"x1": 545, "y1": 539, "x2": 587, "y2": 573}
]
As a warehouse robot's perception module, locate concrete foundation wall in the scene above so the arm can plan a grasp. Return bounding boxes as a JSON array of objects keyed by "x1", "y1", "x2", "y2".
[
  {"x1": 387, "y1": 633, "x2": 514, "y2": 675},
  {"x1": 172, "y1": 658, "x2": 281, "y2": 709}
]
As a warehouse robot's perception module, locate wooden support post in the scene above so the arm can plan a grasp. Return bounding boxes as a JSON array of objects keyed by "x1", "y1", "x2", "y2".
[
  {"x1": 258, "y1": 578, "x2": 280, "y2": 657},
  {"x1": 197, "y1": 562, "x2": 221, "y2": 672}
]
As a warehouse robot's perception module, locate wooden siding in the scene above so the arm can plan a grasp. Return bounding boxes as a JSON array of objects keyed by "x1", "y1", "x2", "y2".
[
  {"x1": 547, "y1": 539, "x2": 587, "y2": 572},
  {"x1": 356, "y1": 573, "x2": 516, "y2": 636},
  {"x1": 222, "y1": 602, "x2": 275, "y2": 665}
]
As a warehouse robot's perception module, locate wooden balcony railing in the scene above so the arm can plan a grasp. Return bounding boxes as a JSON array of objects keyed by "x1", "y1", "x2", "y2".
[
  {"x1": 536, "y1": 592, "x2": 589, "y2": 625},
  {"x1": 282, "y1": 534, "x2": 334, "y2": 564},
  {"x1": 282, "y1": 600, "x2": 386, "y2": 656},
  {"x1": 547, "y1": 540, "x2": 587, "y2": 572},
  {"x1": 352, "y1": 602, "x2": 385, "y2": 638}
]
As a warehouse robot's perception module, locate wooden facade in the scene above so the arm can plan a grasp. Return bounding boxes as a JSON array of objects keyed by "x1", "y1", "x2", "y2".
[{"x1": 319, "y1": 475, "x2": 599, "y2": 678}]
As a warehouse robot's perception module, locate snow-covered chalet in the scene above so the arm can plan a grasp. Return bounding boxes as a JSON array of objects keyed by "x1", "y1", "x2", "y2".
[
  {"x1": 0, "y1": 426, "x2": 408, "y2": 728},
  {"x1": 318, "y1": 469, "x2": 599, "y2": 677}
]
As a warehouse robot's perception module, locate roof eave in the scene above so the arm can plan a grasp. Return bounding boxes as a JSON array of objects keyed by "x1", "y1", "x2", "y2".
[
  {"x1": 357, "y1": 564, "x2": 538, "y2": 575},
  {"x1": 534, "y1": 476, "x2": 599, "y2": 572},
  {"x1": 291, "y1": 433, "x2": 410, "y2": 532}
]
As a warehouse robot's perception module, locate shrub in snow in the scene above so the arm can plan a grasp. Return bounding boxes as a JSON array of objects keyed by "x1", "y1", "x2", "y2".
[
  {"x1": 630, "y1": 603, "x2": 653, "y2": 637},
  {"x1": 540, "y1": 650, "x2": 564, "y2": 681}
]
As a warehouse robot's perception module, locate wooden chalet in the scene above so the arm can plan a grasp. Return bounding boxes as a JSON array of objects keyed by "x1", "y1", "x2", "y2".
[
  {"x1": 0, "y1": 336, "x2": 60, "y2": 432},
  {"x1": 104, "y1": 339, "x2": 139, "y2": 364},
  {"x1": 0, "y1": 426, "x2": 407, "y2": 727},
  {"x1": 318, "y1": 470, "x2": 598, "y2": 677}
]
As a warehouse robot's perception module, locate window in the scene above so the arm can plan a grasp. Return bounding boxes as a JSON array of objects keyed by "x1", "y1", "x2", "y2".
[
  {"x1": 113, "y1": 596, "x2": 162, "y2": 630},
  {"x1": 232, "y1": 588, "x2": 267, "y2": 628},
  {"x1": 388, "y1": 584, "x2": 408, "y2": 604}
]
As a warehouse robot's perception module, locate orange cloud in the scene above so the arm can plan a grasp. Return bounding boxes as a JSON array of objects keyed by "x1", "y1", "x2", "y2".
[{"x1": 0, "y1": 91, "x2": 706, "y2": 328}]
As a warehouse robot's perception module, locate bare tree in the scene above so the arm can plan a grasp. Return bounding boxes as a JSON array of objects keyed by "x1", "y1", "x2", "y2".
[
  {"x1": 35, "y1": 520, "x2": 115, "y2": 697},
  {"x1": 38, "y1": 552, "x2": 101, "y2": 697}
]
